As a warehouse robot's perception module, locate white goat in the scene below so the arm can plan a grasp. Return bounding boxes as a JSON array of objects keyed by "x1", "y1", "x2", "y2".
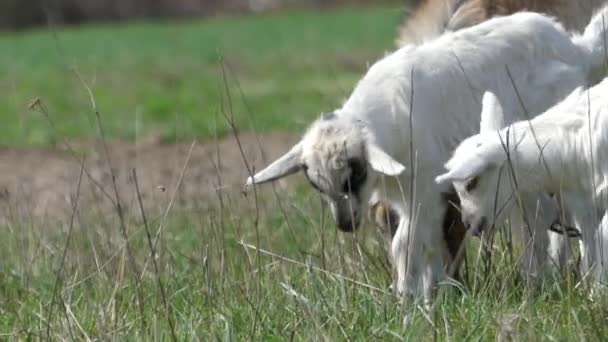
[
  {"x1": 436, "y1": 78, "x2": 608, "y2": 285},
  {"x1": 385, "y1": 0, "x2": 608, "y2": 283},
  {"x1": 246, "y1": 8, "x2": 608, "y2": 302}
]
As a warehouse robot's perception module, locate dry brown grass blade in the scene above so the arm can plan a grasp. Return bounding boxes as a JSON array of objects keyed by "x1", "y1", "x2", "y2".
[
  {"x1": 45, "y1": 164, "x2": 84, "y2": 340},
  {"x1": 71, "y1": 67, "x2": 147, "y2": 332},
  {"x1": 140, "y1": 140, "x2": 196, "y2": 277},
  {"x1": 132, "y1": 168, "x2": 177, "y2": 342}
]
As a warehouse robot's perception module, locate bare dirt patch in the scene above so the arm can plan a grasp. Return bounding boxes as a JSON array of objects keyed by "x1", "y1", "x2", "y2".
[{"x1": 0, "y1": 132, "x2": 298, "y2": 223}]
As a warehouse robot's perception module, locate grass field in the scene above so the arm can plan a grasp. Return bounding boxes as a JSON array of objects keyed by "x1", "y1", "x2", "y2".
[
  {"x1": 4, "y1": 179, "x2": 608, "y2": 340},
  {"x1": 3, "y1": 5, "x2": 608, "y2": 341},
  {"x1": 0, "y1": 7, "x2": 400, "y2": 146}
]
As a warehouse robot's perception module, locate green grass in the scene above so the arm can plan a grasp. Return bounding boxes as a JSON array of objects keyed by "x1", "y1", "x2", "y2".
[
  {"x1": 3, "y1": 6, "x2": 608, "y2": 340},
  {"x1": 3, "y1": 184, "x2": 608, "y2": 340},
  {"x1": 0, "y1": 7, "x2": 401, "y2": 146}
]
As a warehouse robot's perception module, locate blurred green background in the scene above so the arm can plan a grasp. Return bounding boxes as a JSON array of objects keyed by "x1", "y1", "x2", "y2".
[{"x1": 1, "y1": 4, "x2": 403, "y2": 146}]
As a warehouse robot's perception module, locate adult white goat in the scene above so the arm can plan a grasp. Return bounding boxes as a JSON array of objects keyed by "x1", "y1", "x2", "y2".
[
  {"x1": 246, "y1": 8, "x2": 608, "y2": 302},
  {"x1": 436, "y1": 78, "x2": 608, "y2": 285},
  {"x1": 396, "y1": 0, "x2": 605, "y2": 47}
]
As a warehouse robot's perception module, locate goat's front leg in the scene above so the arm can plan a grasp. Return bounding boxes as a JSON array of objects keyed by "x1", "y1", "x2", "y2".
[
  {"x1": 535, "y1": 193, "x2": 569, "y2": 273},
  {"x1": 515, "y1": 192, "x2": 566, "y2": 284},
  {"x1": 547, "y1": 230, "x2": 569, "y2": 274},
  {"x1": 392, "y1": 190, "x2": 447, "y2": 304},
  {"x1": 562, "y1": 194, "x2": 602, "y2": 286},
  {"x1": 598, "y1": 212, "x2": 608, "y2": 284}
]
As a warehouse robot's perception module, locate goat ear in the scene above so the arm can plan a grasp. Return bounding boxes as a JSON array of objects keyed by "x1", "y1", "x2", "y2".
[
  {"x1": 367, "y1": 142, "x2": 405, "y2": 176},
  {"x1": 246, "y1": 142, "x2": 303, "y2": 186},
  {"x1": 479, "y1": 91, "x2": 505, "y2": 133},
  {"x1": 435, "y1": 154, "x2": 492, "y2": 185}
]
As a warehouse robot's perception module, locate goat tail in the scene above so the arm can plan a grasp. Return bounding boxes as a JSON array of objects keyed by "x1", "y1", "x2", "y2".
[{"x1": 574, "y1": 4, "x2": 608, "y2": 79}]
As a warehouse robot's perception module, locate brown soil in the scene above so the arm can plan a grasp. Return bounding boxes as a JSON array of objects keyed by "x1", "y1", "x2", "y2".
[{"x1": 0, "y1": 132, "x2": 298, "y2": 223}]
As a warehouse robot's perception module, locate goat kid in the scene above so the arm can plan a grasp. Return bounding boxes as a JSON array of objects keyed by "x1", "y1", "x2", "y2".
[
  {"x1": 436, "y1": 78, "x2": 608, "y2": 285},
  {"x1": 379, "y1": 0, "x2": 608, "y2": 281},
  {"x1": 247, "y1": 8, "x2": 608, "y2": 303}
]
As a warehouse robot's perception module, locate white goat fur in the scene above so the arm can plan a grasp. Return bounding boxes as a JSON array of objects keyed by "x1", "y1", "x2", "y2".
[
  {"x1": 437, "y1": 78, "x2": 608, "y2": 284},
  {"x1": 248, "y1": 8, "x2": 608, "y2": 301},
  {"x1": 389, "y1": 0, "x2": 607, "y2": 283}
]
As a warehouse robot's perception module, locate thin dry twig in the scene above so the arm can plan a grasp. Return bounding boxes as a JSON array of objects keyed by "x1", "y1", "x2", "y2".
[
  {"x1": 72, "y1": 68, "x2": 147, "y2": 331},
  {"x1": 239, "y1": 241, "x2": 395, "y2": 296},
  {"x1": 132, "y1": 169, "x2": 177, "y2": 342},
  {"x1": 45, "y1": 164, "x2": 84, "y2": 340},
  {"x1": 141, "y1": 140, "x2": 196, "y2": 276},
  {"x1": 217, "y1": 56, "x2": 264, "y2": 340},
  {"x1": 28, "y1": 99, "x2": 116, "y2": 205}
]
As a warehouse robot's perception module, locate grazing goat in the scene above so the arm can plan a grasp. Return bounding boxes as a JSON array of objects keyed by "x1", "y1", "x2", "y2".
[
  {"x1": 396, "y1": 0, "x2": 604, "y2": 46},
  {"x1": 436, "y1": 78, "x2": 608, "y2": 284},
  {"x1": 247, "y1": 8, "x2": 608, "y2": 303},
  {"x1": 378, "y1": 0, "x2": 606, "y2": 283}
]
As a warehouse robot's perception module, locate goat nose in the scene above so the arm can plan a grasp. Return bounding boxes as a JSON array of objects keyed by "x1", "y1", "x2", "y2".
[
  {"x1": 336, "y1": 211, "x2": 360, "y2": 232},
  {"x1": 461, "y1": 214, "x2": 472, "y2": 229}
]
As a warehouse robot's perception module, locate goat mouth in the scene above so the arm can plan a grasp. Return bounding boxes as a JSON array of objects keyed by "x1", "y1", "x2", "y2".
[
  {"x1": 471, "y1": 217, "x2": 488, "y2": 237},
  {"x1": 335, "y1": 214, "x2": 361, "y2": 232}
]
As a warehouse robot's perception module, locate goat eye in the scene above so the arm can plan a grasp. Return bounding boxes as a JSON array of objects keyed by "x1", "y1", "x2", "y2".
[
  {"x1": 341, "y1": 158, "x2": 367, "y2": 194},
  {"x1": 466, "y1": 176, "x2": 479, "y2": 192},
  {"x1": 342, "y1": 181, "x2": 351, "y2": 194},
  {"x1": 350, "y1": 161, "x2": 366, "y2": 182}
]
